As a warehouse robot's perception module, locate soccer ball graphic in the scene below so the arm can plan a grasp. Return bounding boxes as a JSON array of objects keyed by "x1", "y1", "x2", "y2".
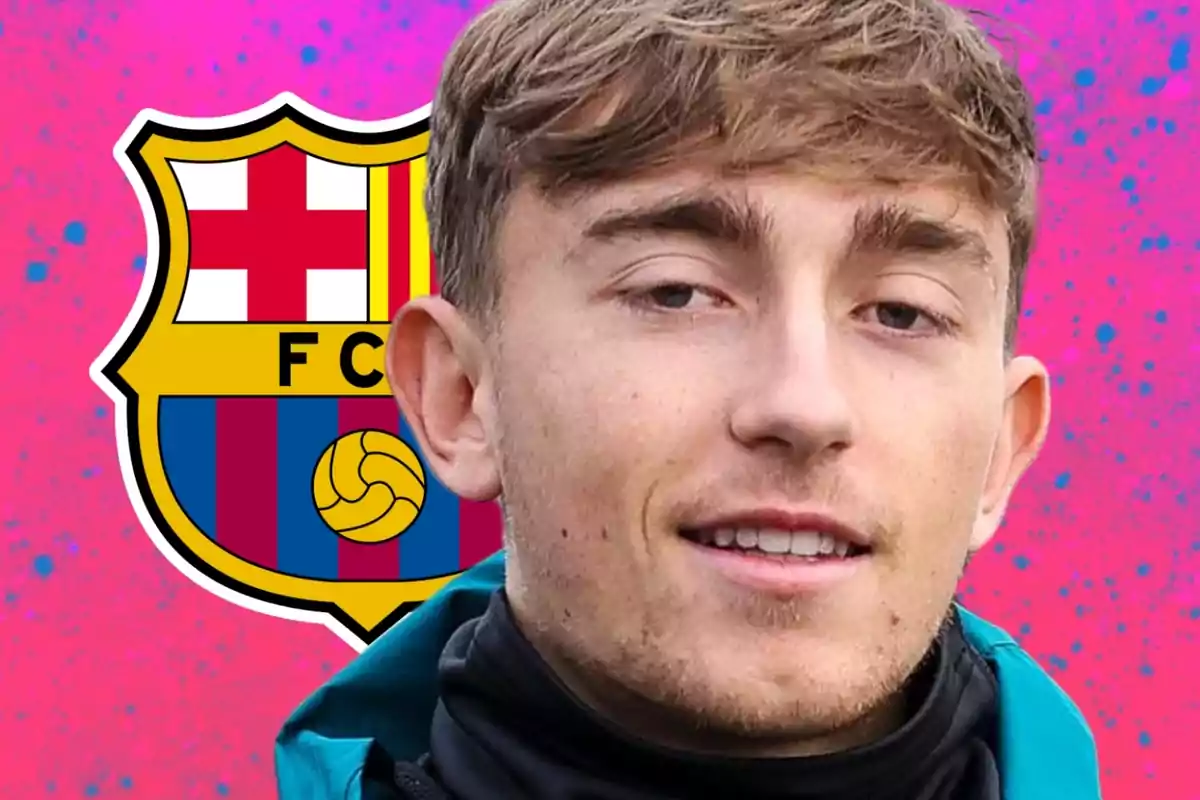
[{"x1": 312, "y1": 430, "x2": 427, "y2": 543}]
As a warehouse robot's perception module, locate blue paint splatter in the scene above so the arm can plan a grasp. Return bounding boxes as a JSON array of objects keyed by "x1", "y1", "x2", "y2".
[
  {"x1": 1071, "y1": 129, "x2": 1087, "y2": 145},
  {"x1": 1054, "y1": 472, "x2": 1071, "y2": 489},
  {"x1": 1013, "y1": 554, "x2": 1031, "y2": 569},
  {"x1": 1136, "y1": 562, "x2": 1152, "y2": 576},
  {"x1": 1074, "y1": 67, "x2": 1096, "y2": 87},
  {"x1": 300, "y1": 45, "x2": 320, "y2": 64},
  {"x1": 1120, "y1": 175, "x2": 1136, "y2": 191},
  {"x1": 119, "y1": 776, "x2": 133, "y2": 790},
  {"x1": 64, "y1": 220, "x2": 86, "y2": 245},
  {"x1": 26, "y1": 261, "x2": 48, "y2": 282},
  {"x1": 1140, "y1": 76, "x2": 1167, "y2": 95},
  {"x1": 1169, "y1": 38, "x2": 1190, "y2": 71},
  {"x1": 32, "y1": 554, "x2": 54, "y2": 577},
  {"x1": 216, "y1": 783, "x2": 230, "y2": 796},
  {"x1": 1154, "y1": 309, "x2": 1168, "y2": 323},
  {"x1": 1035, "y1": 98, "x2": 1053, "y2": 115},
  {"x1": 1096, "y1": 322, "x2": 1117, "y2": 345},
  {"x1": 133, "y1": 254, "x2": 145, "y2": 271},
  {"x1": 1138, "y1": 731, "x2": 1152, "y2": 747}
]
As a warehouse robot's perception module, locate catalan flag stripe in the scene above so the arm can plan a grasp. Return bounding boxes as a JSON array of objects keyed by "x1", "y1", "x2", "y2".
[
  {"x1": 387, "y1": 161, "x2": 412, "y2": 319},
  {"x1": 408, "y1": 157, "x2": 431, "y2": 299},
  {"x1": 368, "y1": 167, "x2": 390, "y2": 324}
]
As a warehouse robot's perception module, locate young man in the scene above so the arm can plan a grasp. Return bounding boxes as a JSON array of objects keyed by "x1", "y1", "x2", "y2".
[{"x1": 277, "y1": 0, "x2": 1101, "y2": 797}]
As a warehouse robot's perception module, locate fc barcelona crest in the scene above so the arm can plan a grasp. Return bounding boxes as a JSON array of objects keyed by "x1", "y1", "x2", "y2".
[{"x1": 90, "y1": 93, "x2": 503, "y2": 651}]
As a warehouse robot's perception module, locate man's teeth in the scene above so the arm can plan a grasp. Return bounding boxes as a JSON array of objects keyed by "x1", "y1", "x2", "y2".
[{"x1": 704, "y1": 528, "x2": 851, "y2": 557}]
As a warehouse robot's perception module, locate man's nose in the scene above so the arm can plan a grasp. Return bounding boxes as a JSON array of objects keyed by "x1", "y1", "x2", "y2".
[{"x1": 728, "y1": 311, "x2": 856, "y2": 458}]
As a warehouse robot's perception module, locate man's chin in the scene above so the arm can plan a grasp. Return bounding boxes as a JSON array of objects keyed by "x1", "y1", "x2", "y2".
[
  {"x1": 630, "y1": 673, "x2": 902, "y2": 757},
  {"x1": 618, "y1": 639, "x2": 904, "y2": 750}
]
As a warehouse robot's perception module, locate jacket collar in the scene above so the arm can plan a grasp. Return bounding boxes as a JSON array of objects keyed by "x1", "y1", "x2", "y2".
[{"x1": 276, "y1": 552, "x2": 1100, "y2": 800}]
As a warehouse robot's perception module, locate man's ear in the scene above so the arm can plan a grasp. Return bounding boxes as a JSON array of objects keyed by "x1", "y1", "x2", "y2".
[
  {"x1": 970, "y1": 355, "x2": 1052, "y2": 551},
  {"x1": 386, "y1": 296, "x2": 501, "y2": 502}
]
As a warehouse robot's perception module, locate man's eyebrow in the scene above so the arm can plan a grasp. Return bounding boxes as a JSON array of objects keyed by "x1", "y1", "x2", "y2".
[
  {"x1": 580, "y1": 191, "x2": 772, "y2": 254},
  {"x1": 842, "y1": 201, "x2": 995, "y2": 275}
]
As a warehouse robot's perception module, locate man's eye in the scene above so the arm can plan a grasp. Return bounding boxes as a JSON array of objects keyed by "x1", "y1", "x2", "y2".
[
  {"x1": 874, "y1": 302, "x2": 923, "y2": 330},
  {"x1": 627, "y1": 283, "x2": 727, "y2": 312},
  {"x1": 863, "y1": 302, "x2": 954, "y2": 336},
  {"x1": 648, "y1": 284, "x2": 700, "y2": 309}
]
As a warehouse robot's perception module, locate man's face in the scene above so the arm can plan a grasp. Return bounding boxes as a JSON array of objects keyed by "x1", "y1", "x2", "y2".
[{"x1": 391, "y1": 167, "x2": 1049, "y2": 751}]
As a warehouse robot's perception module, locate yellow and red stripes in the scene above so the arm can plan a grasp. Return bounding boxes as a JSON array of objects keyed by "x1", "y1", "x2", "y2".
[{"x1": 368, "y1": 157, "x2": 433, "y2": 324}]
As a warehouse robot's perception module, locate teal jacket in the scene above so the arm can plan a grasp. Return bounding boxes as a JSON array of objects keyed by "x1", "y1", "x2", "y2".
[{"x1": 276, "y1": 552, "x2": 1102, "y2": 800}]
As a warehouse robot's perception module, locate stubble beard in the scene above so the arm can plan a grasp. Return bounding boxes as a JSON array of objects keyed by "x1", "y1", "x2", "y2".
[
  {"x1": 508, "y1": 514, "x2": 957, "y2": 756},
  {"x1": 554, "y1": 591, "x2": 955, "y2": 755}
]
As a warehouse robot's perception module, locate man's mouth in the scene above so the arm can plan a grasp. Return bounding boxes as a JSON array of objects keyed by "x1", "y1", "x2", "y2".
[
  {"x1": 676, "y1": 511, "x2": 873, "y2": 593},
  {"x1": 679, "y1": 527, "x2": 871, "y2": 560}
]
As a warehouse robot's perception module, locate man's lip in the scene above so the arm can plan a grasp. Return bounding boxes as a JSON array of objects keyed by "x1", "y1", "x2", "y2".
[{"x1": 680, "y1": 510, "x2": 873, "y2": 549}]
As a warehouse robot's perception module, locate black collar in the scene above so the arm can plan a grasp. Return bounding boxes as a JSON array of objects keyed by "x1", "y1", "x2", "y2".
[{"x1": 421, "y1": 591, "x2": 1002, "y2": 800}]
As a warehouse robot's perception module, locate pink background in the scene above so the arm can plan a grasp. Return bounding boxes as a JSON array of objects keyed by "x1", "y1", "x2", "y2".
[{"x1": 0, "y1": 0, "x2": 1196, "y2": 797}]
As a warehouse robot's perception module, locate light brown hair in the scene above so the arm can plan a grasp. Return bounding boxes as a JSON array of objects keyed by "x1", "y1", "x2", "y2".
[{"x1": 425, "y1": 0, "x2": 1040, "y2": 347}]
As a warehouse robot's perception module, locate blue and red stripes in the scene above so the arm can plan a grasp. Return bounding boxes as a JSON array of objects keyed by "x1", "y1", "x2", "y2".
[
  {"x1": 335, "y1": 397, "x2": 403, "y2": 580},
  {"x1": 158, "y1": 396, "x2": 501, "y2": 580}
]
